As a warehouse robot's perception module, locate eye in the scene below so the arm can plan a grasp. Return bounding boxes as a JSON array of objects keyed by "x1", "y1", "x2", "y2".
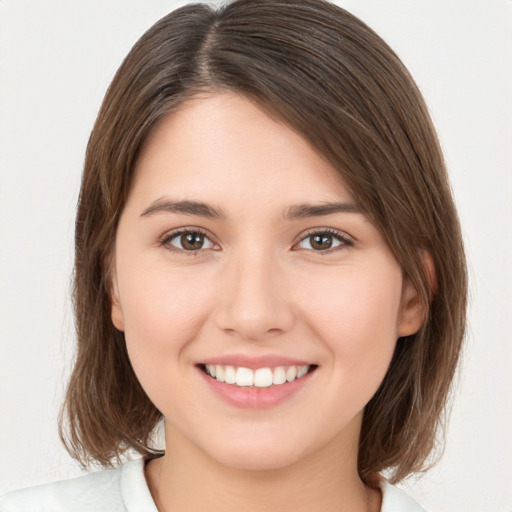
[
  {"x1": 161, "y1": 229, "x2": 217, "y2": 254},
  {"x1": 295, "y1": 229, "x2": 353, "y2": 253}
]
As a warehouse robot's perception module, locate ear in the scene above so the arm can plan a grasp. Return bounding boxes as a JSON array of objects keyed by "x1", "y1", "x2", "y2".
[
  {"x1": 397, "y1": 251, "x2": 436, "y2": 337},
  {"x1": 107, "y1": 260, "x2": 125, "y2": 332}
]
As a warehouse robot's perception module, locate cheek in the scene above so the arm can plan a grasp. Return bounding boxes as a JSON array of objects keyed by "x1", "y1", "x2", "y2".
[
  {"x1": 305, "y1": 267, "x2": 402, "y2": 335},
  {"x1": 300, "y1": 265, "x2": 402, "y2": 383},
  {"x1": 118, "y1": 262, "x2": 217, "y2": 413},
  {"x1": 118, "y1": 262, "x2": 214, "y2": 361}
]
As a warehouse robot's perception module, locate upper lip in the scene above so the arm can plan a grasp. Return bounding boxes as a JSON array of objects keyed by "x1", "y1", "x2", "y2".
[{"x1": 199, "y1": 354, "x2": 315, "y2": 370}]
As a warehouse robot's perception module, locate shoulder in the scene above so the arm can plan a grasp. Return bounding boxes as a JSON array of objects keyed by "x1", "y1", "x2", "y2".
[
  {"x1": 0, "y1": 458, "x2": 157, "y2": 512},
  {"x1": 380, "y1": 480, "x2": 428, "y2": 512}
]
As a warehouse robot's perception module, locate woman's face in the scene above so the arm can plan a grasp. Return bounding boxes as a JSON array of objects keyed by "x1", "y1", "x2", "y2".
[{"x1": 110, "y1": 93, "x2": 423, "y2": 471}]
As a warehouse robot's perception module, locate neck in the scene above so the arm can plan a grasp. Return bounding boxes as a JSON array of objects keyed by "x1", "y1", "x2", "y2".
[{"x1": 145, "y1": 424, "x2": 381, "y2": 512}]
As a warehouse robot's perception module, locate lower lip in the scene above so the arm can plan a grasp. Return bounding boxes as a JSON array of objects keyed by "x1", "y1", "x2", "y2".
[{"x1": 198, "y1": 368, "x2": 314, "y2": 409}]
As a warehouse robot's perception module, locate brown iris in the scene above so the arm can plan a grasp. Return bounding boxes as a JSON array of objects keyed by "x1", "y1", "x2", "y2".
[
  {"x1": 310, "y1": 233, "x2": 334, "y2": 250},
  {"x1": 181, "y1": 232, "x2": 205, "y2": 250}
]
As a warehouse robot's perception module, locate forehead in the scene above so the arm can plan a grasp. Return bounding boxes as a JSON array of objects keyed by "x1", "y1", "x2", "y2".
[{"x1": 131, "y1": 92, "x2": 355, "y2": 211}]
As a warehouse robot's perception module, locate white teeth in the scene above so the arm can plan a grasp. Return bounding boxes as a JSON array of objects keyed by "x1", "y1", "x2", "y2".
[
  {"x1": 254, "y1": 368, "x2": 273, "y2": 388},
  {"x1": 205, "y1": 364, "x2": 312, "y2": 387},
  {"x1": 272, "y1": 366, "x2": 287, "y2": 385},
  {"x1": 286, "y1": 366, "x2": 297, "y2": 382},
  {"x1": 225, "y1": 365, "x2": 236, "y2": 384},
  {"x1": 297, "y1": 365, "x2": 308, "y2": 378},
  {"x1": 215, "y1": 365, "x2": 225, "y2": 382},
  {"x1": 236, "y1": 367, "x2": 254, "y2": 387}
]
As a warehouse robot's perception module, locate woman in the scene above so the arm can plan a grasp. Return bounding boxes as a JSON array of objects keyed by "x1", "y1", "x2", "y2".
[{"x1": 0, "y1": 0, "x2": 466, "y2": 510}]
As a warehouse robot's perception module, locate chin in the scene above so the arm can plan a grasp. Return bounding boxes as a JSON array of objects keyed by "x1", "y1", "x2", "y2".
[{"x1": 201, "y1": 430, "x2": 314, "y2": 472}]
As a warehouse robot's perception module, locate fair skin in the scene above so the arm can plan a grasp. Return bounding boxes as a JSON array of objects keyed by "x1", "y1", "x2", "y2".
[{"x1": 110, "y1": 93, "x2": 424, "y2": 512}]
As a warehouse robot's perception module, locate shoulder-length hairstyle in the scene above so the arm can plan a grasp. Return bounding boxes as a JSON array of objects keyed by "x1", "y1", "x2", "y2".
[{"x1": 60, "y1": 0, "x2": 467, "y2": 484}]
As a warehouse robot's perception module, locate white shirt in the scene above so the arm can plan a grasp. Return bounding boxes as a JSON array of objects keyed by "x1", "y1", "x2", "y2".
[{"x1": 0, "y1": 458, "x2": 427, "y2": 511}]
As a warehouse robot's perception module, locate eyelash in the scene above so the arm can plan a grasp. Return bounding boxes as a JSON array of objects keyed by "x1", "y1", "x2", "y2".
[
  {"x1": 159, "y1": 227, "x2": 354, "y2": 256},
  {"x1": 159, "y1": 228, "x2": 215, "y2": 256},
  {"x1": 297, "y1": 228, "x2": 354, "y2": 255}
]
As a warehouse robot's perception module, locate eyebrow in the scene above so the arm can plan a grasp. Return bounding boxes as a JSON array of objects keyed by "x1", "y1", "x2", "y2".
[
  {"x1": 282, "y1": 202, "x2": 362, "y2": 220},
  {"x1": 140, "y1": 198, "x2": 362, "y2": 220},
  {"x1": 140, "y1": 198, "x2": 226, "y2": 219}
]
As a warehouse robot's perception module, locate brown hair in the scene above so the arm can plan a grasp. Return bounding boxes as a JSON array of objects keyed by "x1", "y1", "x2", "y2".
[{"x1": 60, "y1": 0, "x2": 467, "y2": 484}]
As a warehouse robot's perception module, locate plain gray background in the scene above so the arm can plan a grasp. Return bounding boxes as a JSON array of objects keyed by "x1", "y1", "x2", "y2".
[{"x1": 1, "y1": 1, "x2": 511, "y2": 510}]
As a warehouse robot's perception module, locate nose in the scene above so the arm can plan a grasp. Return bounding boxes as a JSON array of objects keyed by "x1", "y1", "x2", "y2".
[{"x1": 213, "y1": 247, "x2": 296, "y2": 341}]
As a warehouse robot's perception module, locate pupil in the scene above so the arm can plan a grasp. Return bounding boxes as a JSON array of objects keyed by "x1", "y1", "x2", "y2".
[
  {"x1": 182, "y1": 233, "x2": 203, "y2": 250},
  {"x1": 312, "y1": 234, "x2": 332, "y2": 250}
]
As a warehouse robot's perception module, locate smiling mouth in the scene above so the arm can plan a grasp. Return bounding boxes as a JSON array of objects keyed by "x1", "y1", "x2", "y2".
[{"x1": 198, "y1": 364, "x2": 318, "y2": 388}]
